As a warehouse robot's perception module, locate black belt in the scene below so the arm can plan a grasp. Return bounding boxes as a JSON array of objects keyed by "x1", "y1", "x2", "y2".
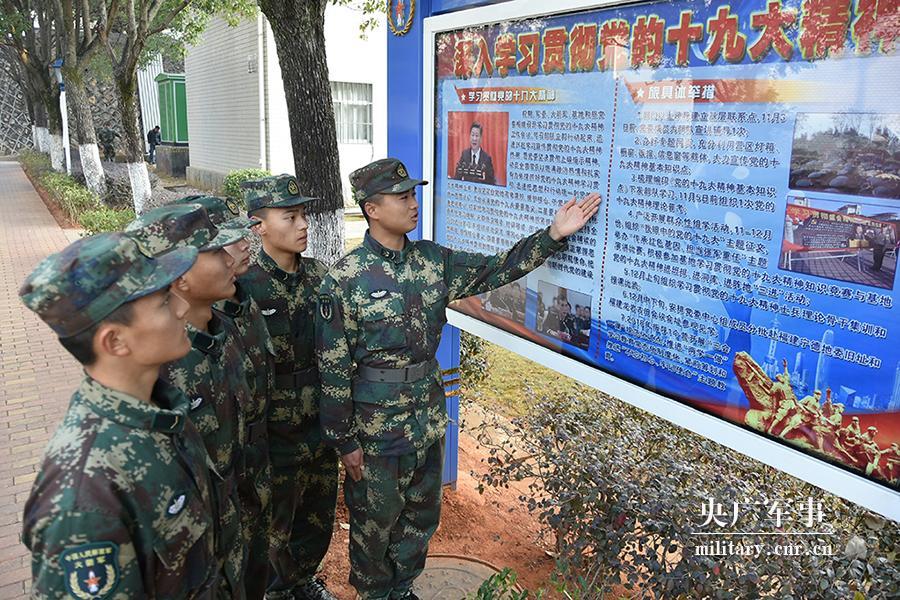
[
  {"x1": 246, "y1": 418, "x2": 267, "y2": 444},
  {"x1": 274, "y1": 365, "x2": 318, "y2": 390},
  {"x1": 357, "y1": 359, "x2": 437, "y2": 383}
]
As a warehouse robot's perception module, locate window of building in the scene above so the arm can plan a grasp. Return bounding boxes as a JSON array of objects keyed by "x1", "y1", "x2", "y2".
[{"x1": 331, "y1": 81, "x2": 373, "y2": 144}]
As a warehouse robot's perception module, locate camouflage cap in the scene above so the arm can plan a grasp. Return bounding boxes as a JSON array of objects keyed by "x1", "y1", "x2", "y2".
[
  {"x1": 19, "y1": 232, "x2": 197, "y2": 338},
  {"x1": 245, "y1": 174, "x2": 317, "y2": 216},
  {"x1": 350, "y1": 158, "x2": 428, "y2": 204},
  {"x1": 125, "y1": 203, "x2": 247, "y2": 256},
  {"x1": 171, "y1": 195, "x2": 257, "y2": 231}
]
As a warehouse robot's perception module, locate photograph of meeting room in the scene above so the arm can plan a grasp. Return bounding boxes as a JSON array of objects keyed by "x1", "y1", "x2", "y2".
[
  {"x1": 534, "y1": 280, "x2": 592, "y2": 350},
  {"x1": 480, "y1": 281, "x2": 526, "y2": 323}
]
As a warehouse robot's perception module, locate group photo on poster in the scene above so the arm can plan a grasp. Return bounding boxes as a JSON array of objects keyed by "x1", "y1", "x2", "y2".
[{"x1": 431, "y1": 0, "x2": 900, "y2": 490}]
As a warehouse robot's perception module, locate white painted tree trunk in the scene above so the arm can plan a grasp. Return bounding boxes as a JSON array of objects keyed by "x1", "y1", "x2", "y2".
[
  {"x1": 126, "y1": 162, "x2": 152, "y2": 214},
  {"x1": 49, "y1": 134, "x2": 64, "y2": 171},
  {"x1": 304, "y1": 208, "x2": 346, "y2": 266},
  {"x1": 32, "y1": 126, "x2": 40, "y2": 150},
  {"x1": 36, "y1": 127, "x2": 50, "y2": 154},
  {"x1": 79, "y1": 143, "x2": 106, "y2": 196}
]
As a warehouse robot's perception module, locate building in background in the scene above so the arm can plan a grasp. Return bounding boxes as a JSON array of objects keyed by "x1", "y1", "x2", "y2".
[{"x1": 184, "y1": 5, "x2": 386, "y2": 205}]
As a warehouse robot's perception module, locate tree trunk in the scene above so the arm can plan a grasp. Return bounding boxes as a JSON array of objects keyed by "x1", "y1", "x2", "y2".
[
  {"x1": 63, "y1": 66, "x2": 106, "y2": 196},
  {"x1": 34, "y1": 102, "x2": 47, "y2": 151},
  {"x1": 115, "y1": 71, "x2": 151, "y2": 213},
  {"x1": 258, "y1": 0, "x2": 345, "y2": 265},
  {"x1": 45, "y1": 86, "x2": 64, "y2": 170}
]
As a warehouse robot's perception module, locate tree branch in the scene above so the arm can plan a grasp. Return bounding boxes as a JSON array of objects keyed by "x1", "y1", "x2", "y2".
[{"x1": 148, "y1": 0, "x2": 191, "y2": 35}]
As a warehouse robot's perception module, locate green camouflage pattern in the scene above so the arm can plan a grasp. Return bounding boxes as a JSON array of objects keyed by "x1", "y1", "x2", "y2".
[
  {"x1": 315, "y1": 227, "x2": 565, "y2": 457},
  {"x1": 213, "y1": 284, "x2": 276, "y2": 600},
  {"x1": 125, "y1": 203, "x2": 246, "y2": 256},
  {"x1": 23, "y1": 377, "x2": 219, "y2": 599},
  {"x1": 238, "y1": 250, "x2": 338, "y2": 594},
  {"x1": 244, "y1": 174, "x2": 317, "y2": 216},
  {"x1": 160, "y1": 313, "x2": 249, "y2": 599},
  {"x1": 349, "y1": 158, "x2": 427, "y2": 204},
  {"x1": 344, "y1": 442, "x2": 443, "y2": 600},
  {"x1": 172, "y1": 195, "x2": 257, "y2": 231},
  {"x1": 19, "y1": 232, "x2": 196, "y2": 338},
  {"x1": 266, "y1": 446, "x2": 339, "y2": 598}
]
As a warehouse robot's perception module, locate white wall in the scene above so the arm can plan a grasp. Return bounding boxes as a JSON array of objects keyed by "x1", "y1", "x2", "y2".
[
  {"x1": 184, "y1": 7, "x2": 386, "y2": 198},
  {"x1": 137, "y1": 54, "x2": 163, "y2": 152},
  {"x1": 184, "y1": 16, "x2": 262, "y2": 180}
]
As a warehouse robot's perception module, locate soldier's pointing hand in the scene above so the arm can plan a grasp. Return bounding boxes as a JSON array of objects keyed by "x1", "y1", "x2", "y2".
[{"x1": 549, "y1": 192, "x2": 602, "y2": 241}]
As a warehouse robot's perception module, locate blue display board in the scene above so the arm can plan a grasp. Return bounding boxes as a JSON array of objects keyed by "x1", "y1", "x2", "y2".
[{"x1": 422, "y1": 0, "x2": 900, "y2": 518}]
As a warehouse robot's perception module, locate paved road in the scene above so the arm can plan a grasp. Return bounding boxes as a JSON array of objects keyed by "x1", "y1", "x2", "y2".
[{"x1": 0, "y1": 161, "x2": 83, "y2": 598}]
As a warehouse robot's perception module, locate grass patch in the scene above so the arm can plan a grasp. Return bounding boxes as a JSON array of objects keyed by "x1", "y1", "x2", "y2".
[{"x1": 461, "y1": 340, "x2": 591, "y2": 417}]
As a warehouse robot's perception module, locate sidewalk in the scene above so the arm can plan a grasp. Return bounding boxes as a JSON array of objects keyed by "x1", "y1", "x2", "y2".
[{"x1": 0, "y1": 161, "x2": 83, "y2": 598}]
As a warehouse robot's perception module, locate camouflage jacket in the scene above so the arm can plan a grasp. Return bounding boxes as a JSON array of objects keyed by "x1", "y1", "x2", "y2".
[
  {"x1": 23, "y1": 377, "x2": 219, "y2": 599},
  {"x1": 160, "y1": 314, "x2": 248, "y2": 596},
  {"x1": 213, "y1": 283, "x2": 275, "y2": 434},
  {"x1": 212, "y1": 283, "x2": 275, "y2": 510},
  {"x1": 316, "y1": 227, "x2": 565, "y2": 456},
  {"x1": 239, "y1": 249, "x2": 328, "y2": 453}
]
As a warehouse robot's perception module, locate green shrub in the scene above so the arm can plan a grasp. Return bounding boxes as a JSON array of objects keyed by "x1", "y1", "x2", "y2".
[
  {"x1": 222, "y1": 168, "x2": 271, "y2": 205},
  {"x1": 79, "y1": 206, "x2": 136, "y2": 235},
  {"x1": 461, "y1": 331, "x2": 490, "y2": 388},
  {"x1": 40, "y1": 172, "x2": 100, "y2": 222},
  {"x1": 476, "y1": 390, "x2": 900, "y2": 599},
  {"x1": 18, "y1": 149, "x2": 53, "y2": 177}
]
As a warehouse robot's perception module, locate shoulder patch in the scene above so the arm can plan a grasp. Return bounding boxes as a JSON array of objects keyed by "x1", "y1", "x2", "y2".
[
  {"x1": 318, "y1": 294, "x2": 334, "y2": 322},
  {"x1": 189, "y1": 397, "x2": 203, "y2": 410},
  {"x1": 61, "y1": 542, "x2": 119, "y2": 599}
]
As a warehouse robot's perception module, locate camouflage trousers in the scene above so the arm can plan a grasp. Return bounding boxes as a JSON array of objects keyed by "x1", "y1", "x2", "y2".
[
  {"x1": 238, "y1": 438, "x2": 273, "y2": 600},
  {"x1": 267, "y1": 438, "x2": 339, "y2": 598},
  {"x1": 345, "y1": 439, "x2": 443, "y2": 600},
  {"x1": 217, "y1": 480, "x2": 247, "y2": 599}
]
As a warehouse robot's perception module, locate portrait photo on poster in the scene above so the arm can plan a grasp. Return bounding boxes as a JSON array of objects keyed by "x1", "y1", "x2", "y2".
[{"x1": 447, "y1": 110, "x2": 509, "y2": 186}]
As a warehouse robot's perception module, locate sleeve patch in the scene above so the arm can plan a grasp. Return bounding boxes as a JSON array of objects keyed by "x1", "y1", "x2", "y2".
[
  {"x1": 319, "y1": 294, "x2": 334, "y2": 322},
  {"x1": 61, "y1": 541, "x2": 120, "y2": 599}
]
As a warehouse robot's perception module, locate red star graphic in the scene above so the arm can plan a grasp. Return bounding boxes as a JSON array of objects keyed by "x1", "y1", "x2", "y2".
[{"x1": 84, "y1": 572, "x2": 101, "y2": 588}]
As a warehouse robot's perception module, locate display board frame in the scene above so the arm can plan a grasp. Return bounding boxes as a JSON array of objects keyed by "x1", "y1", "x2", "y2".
[{"x1": 421, "y1": 0, "x2": 900, "y2": 521}]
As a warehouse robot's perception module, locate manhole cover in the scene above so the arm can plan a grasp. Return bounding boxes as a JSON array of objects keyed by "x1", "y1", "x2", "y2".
[{"x1": 413, "y1": 554, "x2": 512, "y2": 599}]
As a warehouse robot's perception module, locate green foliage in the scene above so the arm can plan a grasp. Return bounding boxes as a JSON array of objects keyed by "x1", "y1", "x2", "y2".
[
  {"x1": 223, "y1": 168, "x2": 271, "y2": 205},
  {"x1": 474, "y1": 390, "x2": 900, "y2": 599},
  {"x1": 40, "y1": 172, "x2": 101, "y2": 222},
  {"x1": 78, "y1": 206, "x2": 136, "y2": 235},
  {"x1": 332, "y1": 0, "x2": 387, "y2": 35},
  {"x1": 19, "y1": 151, "x2": 101, "y2": 223},
  {"x1": 18, "y1": 150, "x2": 53, "y2": 177},
  {"x1": 469, "y1": 568, "x2": 537, "y2": 600},
  {"x1": 141, "y1": 0, "x2": 258, "y2": 66},
  {"x1": 460, "y1": 331, "x2": 490, "y2": 388}
]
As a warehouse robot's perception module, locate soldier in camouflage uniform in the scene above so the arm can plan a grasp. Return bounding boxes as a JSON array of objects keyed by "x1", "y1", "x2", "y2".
[
  {"x1": 172, "y1": 196, "x2": 276, "y2": 600},
  {"x1": 315, "y1": 158, "x2": 601, "y2": 600},
  {"x1": 126, "y1": 204, "x2": 252, "y2": 599},
  {"x1": 238, "y1": 175, "x2": 339, "y2": 600},
  {"x1": 20, "y1": 232, "x2": 222, "y2": 598}
]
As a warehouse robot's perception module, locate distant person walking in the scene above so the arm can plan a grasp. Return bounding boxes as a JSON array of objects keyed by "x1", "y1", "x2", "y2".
[{"x1": 146, "y1": 125, "x2": 161, "y2": 164}]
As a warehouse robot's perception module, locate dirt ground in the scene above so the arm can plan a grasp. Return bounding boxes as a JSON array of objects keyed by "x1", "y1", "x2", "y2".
[{"x1": 319, "y1": 428, "x2": 557, "y2": 599}]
